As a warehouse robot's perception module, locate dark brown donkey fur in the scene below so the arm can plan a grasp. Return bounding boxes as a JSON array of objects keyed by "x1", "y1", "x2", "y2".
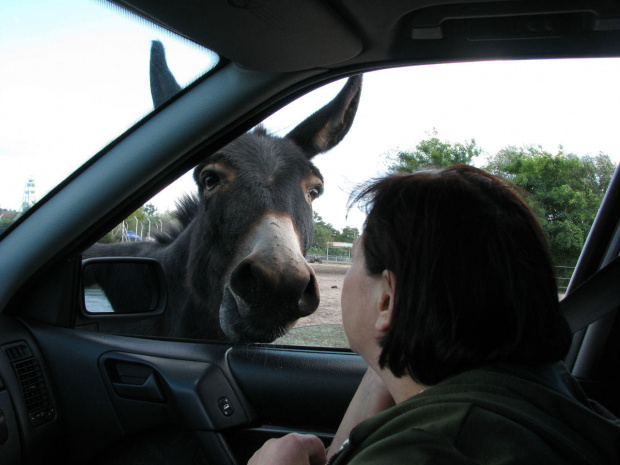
[{"x1": 85, "y1": 41, "x2": 362, "y2": 343}]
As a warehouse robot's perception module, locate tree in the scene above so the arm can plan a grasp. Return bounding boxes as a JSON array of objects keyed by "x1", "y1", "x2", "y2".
[
  {"x1": 388, "y1": 129, "x2": 482, "y2": 173},
  {"x1": 485, "y1": 146, "x2": 616, "y2": 267},
  {"x1": 385, "y1": 132, "x2": 617, "y2": 283},
  {"x1": 309, "y1": 211, "x2": 338, "y2": 254},
  {"x1": 143, "y1": 203, "x2": 158, "y2": 216},
  {"x1": 335, "y1": 226, "x2": 359, "y2": 243},
  {"x1": 308, "y1": 212, "x2": 360, "y2": 256}
]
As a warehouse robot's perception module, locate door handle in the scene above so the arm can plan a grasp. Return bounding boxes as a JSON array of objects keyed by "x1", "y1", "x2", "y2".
[{"x1": 106, "y1": 360, "x2": 165, "y2": 403}]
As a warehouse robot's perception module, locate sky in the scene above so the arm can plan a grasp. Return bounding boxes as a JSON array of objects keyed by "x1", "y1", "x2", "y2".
[
  {"x1": 0, "y1": 0, "x2": 216, "y2": 214},
  {"x1": 259, "y1": 58, "x2": 620, "y2": 230},
  {"x1": 3, "y1": 1, "x2": 620, "y2": 232}
]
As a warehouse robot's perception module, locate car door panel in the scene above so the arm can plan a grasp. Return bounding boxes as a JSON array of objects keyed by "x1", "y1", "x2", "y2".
[
  {"x1": 227, "y1": 347, "x2": 365, "y2": 431},
  {"x1": 10, "y1": 318, "x2": 364, "y2": 464},
  {"x1": 225, "y1": 347, "x2": 366, "y2": 463},
  {"x1": 99, "y1": 351, "x2": 250, "y2": 431}
]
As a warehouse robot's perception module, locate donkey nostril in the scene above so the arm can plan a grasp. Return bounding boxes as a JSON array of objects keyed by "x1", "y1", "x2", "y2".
[
  {"x1": 298, "y1": 271, "x2": 320, "y2": 317},
  {"x1": 230, "y1": 256, "x2": 319, "y2": 317},
  {"x1": 231, "y1": 259, "x2": 266, "y2": 298}
]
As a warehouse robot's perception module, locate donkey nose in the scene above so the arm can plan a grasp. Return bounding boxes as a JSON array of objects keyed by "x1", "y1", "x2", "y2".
[{"x1": 230, "y1": 256, "x2": 319, "y2": 317}]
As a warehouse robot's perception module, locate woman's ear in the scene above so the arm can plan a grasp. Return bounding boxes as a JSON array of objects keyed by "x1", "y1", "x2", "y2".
[{"x1": 375, "y1": 270, "x2": 396, "y2": 333}]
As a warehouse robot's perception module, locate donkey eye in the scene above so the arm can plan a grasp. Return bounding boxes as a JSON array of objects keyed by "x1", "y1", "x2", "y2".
[
  {"x1": 307, "y1": 187, "x2": 321, "y2": 201},
  {"x1": 202, "y1": 172, "x2": 222, "y2": 191}
]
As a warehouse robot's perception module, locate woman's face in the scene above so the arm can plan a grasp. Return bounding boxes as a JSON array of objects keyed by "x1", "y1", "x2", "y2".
[{"x1": 341, "y1": 236, "x2": 383, "y2": 359}]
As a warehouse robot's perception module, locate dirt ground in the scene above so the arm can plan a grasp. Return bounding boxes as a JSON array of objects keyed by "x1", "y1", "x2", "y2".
[
  {"x1": 273, "y1": 263, "x2": 350, "y2": 347},
  {"x1": 301, "y1": 263, "x2": 348, "y2": 326}
]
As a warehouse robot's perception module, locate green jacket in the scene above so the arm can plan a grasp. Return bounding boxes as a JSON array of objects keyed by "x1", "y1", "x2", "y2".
[{"x1": 329, "y1": 363, "x2": 620, "y2": 464}]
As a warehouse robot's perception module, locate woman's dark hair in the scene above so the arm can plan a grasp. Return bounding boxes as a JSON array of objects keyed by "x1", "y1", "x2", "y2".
[{"x1": 351, "y1": 165, "x2": 572, "y2": 386}]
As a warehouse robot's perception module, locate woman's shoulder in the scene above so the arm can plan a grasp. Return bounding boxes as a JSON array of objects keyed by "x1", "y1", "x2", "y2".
[{"x1": 339, "y1": 363, "x2": 620, "y2": 465}]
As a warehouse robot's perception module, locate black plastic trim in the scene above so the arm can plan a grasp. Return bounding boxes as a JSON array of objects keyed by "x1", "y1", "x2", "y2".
[{"x1": 228, "y1": 346, "x2": 365, "y2": 432}]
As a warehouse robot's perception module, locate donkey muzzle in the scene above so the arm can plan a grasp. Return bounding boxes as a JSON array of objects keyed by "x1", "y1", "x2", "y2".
[{"x1": 220, "y1": 214, "x2": 320, "y2": 342}]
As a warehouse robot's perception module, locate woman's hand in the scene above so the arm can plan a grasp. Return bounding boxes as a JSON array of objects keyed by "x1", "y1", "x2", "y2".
[
  {"x1": 327, "y1": 367, "x2": 395, "y2": 458},
  {"x1": 247, "y1": 433, "x2": 327, "y2": 465}
]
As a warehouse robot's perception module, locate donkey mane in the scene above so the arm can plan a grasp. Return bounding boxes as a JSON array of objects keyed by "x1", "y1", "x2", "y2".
[
  {"x1": 155, "y1": 194, "x2": 200, "y2": 245},
  {"x1": 252, "y1": 125, "x2": 270, "y2": 138}
]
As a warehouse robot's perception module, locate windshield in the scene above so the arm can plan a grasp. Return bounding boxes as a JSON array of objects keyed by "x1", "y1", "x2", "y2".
[{"x1": 0, "y1": 0, "x2": 218, "y2": 234}]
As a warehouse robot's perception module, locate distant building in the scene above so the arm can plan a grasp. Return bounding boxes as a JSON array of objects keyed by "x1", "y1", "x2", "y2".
[
  {"x1": 329, "y1": 242, "x2": 353, "y2": 248},
  {"x1": 0, "y1": 209, "x2": 19, "y2": 230},
  {"x1": 0, "y1": 209, "x2": 19, "y2": 222}
]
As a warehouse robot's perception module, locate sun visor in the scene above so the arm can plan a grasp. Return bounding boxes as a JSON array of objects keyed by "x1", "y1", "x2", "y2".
[{"x1": 114, "y1": 0, "x2": 363, "y2": 72}]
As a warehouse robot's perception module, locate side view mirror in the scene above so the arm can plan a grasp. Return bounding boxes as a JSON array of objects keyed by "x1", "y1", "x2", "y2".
[{"x1": 81, "y1": 257, "x2": 167, "y2": 317}]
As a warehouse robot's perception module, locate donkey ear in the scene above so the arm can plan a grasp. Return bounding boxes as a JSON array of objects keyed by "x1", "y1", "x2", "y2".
[
  {"x1": 286, "y1": 75, "x2": 362, "y2": 159},
  {"x1": 150, "y1": 40, "x2": 182, "y2": 108}
]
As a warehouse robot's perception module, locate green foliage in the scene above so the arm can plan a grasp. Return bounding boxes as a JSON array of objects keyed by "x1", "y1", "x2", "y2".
[
  {"x1": 385, "y1": 131, "x2": 617, "y2": 273},
  {"x1": 485, "y1": 146, "x2": 616, "y2": 266},
  {"x1": 307, "y1": 246, "x2": 325, "y2": 255},
  {"x1": 310, "y1": 212, "x2": 358, "y2": 256},
  {"x1": 388, "y1": 129, "x2": 482, "y2": 172},
  {"x1": 311, "y1": 212, "x2": 337, "y2": 252},
  {"x1": 142, "y1": 203, "x2": 158, "y2": 216},
  {"x1": 335, "y1": 226, "x2": 360, "y2": 243}
]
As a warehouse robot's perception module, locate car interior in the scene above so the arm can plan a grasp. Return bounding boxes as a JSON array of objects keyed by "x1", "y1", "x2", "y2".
[{"x1": 2, "y1": 1, "x2": 620, "y2": 464}]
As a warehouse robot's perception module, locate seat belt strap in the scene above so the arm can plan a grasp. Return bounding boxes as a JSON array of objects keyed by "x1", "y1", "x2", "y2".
[{"x1": 560, "y1": 256, "x2": 620, "y2": 333}]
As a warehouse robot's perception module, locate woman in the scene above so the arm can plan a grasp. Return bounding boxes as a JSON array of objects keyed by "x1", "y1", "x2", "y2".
[{"x1": 249, "y1": 165, "x2": 620, "y2": 465}]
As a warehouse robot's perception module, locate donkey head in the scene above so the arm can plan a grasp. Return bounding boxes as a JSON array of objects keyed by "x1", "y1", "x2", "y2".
[{"x1": 151, "y1": 41, "x2": 362, "y2": 342}]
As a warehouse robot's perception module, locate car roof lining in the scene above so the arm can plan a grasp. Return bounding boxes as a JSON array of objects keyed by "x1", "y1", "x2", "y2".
[
  {"x1": 111, "y1": 0, "x2": 620, "y2": 72},
  {"x1": 111, "y1": 0, "x2": 364, "y2": 72}
]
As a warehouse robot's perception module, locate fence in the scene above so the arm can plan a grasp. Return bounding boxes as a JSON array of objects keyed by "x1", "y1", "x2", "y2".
[
  {"x1": 555, "y1": 265, "x2": 575, "y2": 293},
  {"x1": 307, "y1": 254, "x2": 352, "y2": 264},
  {"x1": 108, "y1": 219, "x2": 166, "y2": 242}
]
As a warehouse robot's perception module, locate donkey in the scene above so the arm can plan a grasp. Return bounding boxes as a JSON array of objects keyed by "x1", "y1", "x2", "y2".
[{"x1": 84, "y1": 41, "x2": 362, "y2": 343}]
